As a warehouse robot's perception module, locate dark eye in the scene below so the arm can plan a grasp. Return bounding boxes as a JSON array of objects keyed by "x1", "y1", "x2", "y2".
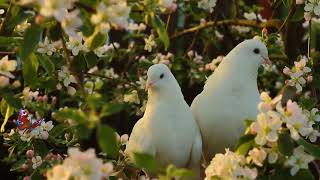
[
  {"x1": 253, "y1": 48, "x2": 260, "y2": 54},
  {"x1": 160, "y1": 73, "x2": 164, "y2": 79}
]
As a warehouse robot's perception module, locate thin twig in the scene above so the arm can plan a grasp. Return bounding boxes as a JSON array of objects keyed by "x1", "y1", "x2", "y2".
[
  {"x1": 60, "y1": 34, "x2": 86, "y2": 96},
  {"x1": 278, "y1": 2, "x2": 296, "y2": 32},
  {"x1": 166, "y1": 14, "x2": 171, "y2": 31},
  {"x1": 61, "y1": 37, "x2": 72, "y2": 67},
  {"x1": 171, "y1": 19, "x2": 282, "y2": 39},
  {"x1": 0, "y1": 51, "x2": 15, "y2": 55},
  {"x1": 308, "y1": 21, "x2": 312, "y2": 59}
]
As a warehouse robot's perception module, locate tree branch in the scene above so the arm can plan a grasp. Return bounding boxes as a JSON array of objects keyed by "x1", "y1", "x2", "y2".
[{"x1": 171, "y1": 19, "x2": 282, "y2": 39}]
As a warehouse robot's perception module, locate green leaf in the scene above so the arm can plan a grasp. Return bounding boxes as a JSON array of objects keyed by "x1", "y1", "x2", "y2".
[
  {"x1": 49, "y1": 124, "x2": 68, "y2": 138},
  {"x1": 22, "y1": 53, "x2": 39, "y2": 87},
  {"x1": 271, "y1": 168, "x2": 292, "y2": 180},
  {"x1": 84, "y1": 51, "x2": 99, "y2": 69},
  {"x1": 101, "y1": 104, "x2": 125, "y2": 118},
  {"x1": 293, "y1": 169, "x2": 315, "y2": 180},
  {"x1": 133, "y1": 152, "x2": 161, "y2": 174},
  {"x1": 37, "y1": 54, "x2": 55, "y2": 75},
  {"x1": 244, "y1": 119, "x2": 255, "y2": 128},
  {"x1": 235, "y1": 134, "x2": 255, "y2": 149},
  {"x1": 150, "y1": 14, "x2": 170, "y2": 49},
  {"x1": 291, "y1": 5, "x2": 305, "y2": 22},
  {"x1": 236, "y1": 139, "x2": 254, "y2": 155},
  {"x1": 282, "y1": 0, "x2": 293, "y2": 7},
  {"x1": 0, "y1": 36, "x2": 21, "y2": 48},
  {"x1": 297, "y1": 138, "x2": 320, "y2": 158},
  {"x1": 97, "y1": 125, "x2": 119, "y2": 159},
  {"x1": 30, "y1": 170, "x2": 42, "y2": 180},
  {"x1": 33, "y1": 139, "x2": 49, "y2": 157},
  {"x1": 74, "y1": 124, "x2": 92, "y2": 139},
  {"x1": 85, "y1": 31, "x2": 107, "y2": 50},
  {"x1": 166, "y1": 164, "x2": 194, "y2": 178},
  {"x1": 9, "y1": 159, "x2": 26, "y2": 171},
  {"x1": 0, "y1": 88, "x2": 22, "y2": 108},
  {"x1": 53, "y1": 108, "x2": 86, "y2": 123},
  {"x1": 20, "y1": 24, "x2": 42, "y2": 60},
  {"x1": 278, "y1": 133, "x2": 294, "y2": 156}
]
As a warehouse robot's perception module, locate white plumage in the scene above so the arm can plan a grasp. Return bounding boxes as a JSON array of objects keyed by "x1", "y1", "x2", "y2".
[
  {"x1": 191, "y1": 38, "x2": 270, "y2": 160},
  {"x1": 125, "y1": 64, "x2": 202, "y2": 171}
]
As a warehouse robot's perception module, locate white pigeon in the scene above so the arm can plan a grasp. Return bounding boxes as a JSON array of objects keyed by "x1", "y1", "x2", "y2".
[
  {"x1": 125, "y1": 64, "x2": 202, "y2": 173},
  {"x1": 191, "y1": 38, "x2": 270, "y2": 160}
]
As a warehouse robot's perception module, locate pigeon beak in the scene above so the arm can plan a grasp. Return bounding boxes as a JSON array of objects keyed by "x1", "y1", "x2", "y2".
[
  {"x1": 145, "y1": 80, "x2": 154, "y2": 91},
  {"x1": 262, "y1": 56, "x2": 271, "y2": 65}
]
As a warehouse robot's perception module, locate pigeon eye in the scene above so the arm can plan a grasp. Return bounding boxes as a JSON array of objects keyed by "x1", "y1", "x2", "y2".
[
  {"x1": 253, "y1": 48, "x2": 260, "y2": 54},
  {"x1": 160, "y1": 73, "x2": 164, "y2": 79}
]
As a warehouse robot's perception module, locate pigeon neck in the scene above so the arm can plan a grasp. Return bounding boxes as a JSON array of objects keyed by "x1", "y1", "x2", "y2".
[
  {"x1": 147, "y1": 88, "x2": 184, "y2": 104},
  {"x1": 216, "y1": 58, "x2": 259, "y2": 82}
]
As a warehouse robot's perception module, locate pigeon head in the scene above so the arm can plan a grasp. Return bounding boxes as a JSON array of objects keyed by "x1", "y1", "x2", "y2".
[
  {"x1": 146, "y1": 64, "x2": 180, "y2": 92},
  {"x1": 230, "y1": 38, "x2": 270, "y2": 67}
]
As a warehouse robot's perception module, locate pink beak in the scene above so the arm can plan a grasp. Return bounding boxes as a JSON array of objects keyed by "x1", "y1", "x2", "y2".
[
  {"x1": 145, "y1": 80, "x2": 154, "y2": 91},
  {"x1": 262, "y1": 56, "x2": 272, "y2": 65}
]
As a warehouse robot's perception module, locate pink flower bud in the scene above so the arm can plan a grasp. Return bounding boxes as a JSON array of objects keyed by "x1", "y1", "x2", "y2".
[
  {"x1": 23, "y1": 176, "x2": 30, "y2": 180},
  {"x1": 307, "y1": 75, "x2": 313, "y2": 82},
  {"x1": 187, "y1": 51, "x2": 194, "y2": 58},
  {"x1": 262, "y1": 27, "x2": 268, "y2": 35},
  {"x1": 296, "y1": 0, "x2": 304, "y2": 4},
  {"x1": 169, "y1": 3, "x2": 177, "y2": 13},
  {"x1": 283, "y1": 67, "x2": 291, "y2": 75},
  {"x1": 12, "y1": 80, "x2": 21, "y2": 88},
  {"x1": 56, "y1": 83, "x2": 62, "y2": 90},
  {"x1": 45, "y1": 153, "x2": 54, "y2": 160},
  {"x1": 42, "y1": 95, "x2": 48, "y2": 102},
  {"x1": 52, "y1": 96, "x2": 57, "y2": 104},
  {"x1": 40, "y1": 131, "x2": 49, "y2": 140},
  {"x1": 26, "y1": 150, "x2": 34, "y2": 158}
]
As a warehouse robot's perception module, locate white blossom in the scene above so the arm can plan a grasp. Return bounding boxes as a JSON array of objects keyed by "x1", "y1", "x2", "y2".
[
  {"x1": 198, "y1": 0, "x2": 217, "y2": 13},
  {"x1": 205, "y1": 149, "x2": 257, "y2": 180},
  {"x1": 124, "y1": 90, "x2": 140, "y2": 104},
  {"x1": 32, "y1": 156, "x2": 42, "y2": 169},
  {"x1": 37, "y1": 37, "x2": 57, "y2": 56},
  {"x1": 61, "y1": 10, "x2": 83, "y2": 38},
  {"x1": 287, "y1": 146, "x2": 314, "y2": 176},
  {"x1": 144, "y1": 34, "x2": 157, "y2": 52}
]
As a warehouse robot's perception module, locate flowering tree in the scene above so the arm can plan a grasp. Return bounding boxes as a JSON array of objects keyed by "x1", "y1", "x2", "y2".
[{"x1": 0, "y1": 0, "x2": 320, "y2": 179}]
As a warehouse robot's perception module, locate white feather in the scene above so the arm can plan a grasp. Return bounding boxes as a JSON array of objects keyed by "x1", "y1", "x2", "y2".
[
  {"x1": 191, "y1": 39, "x2": 269, "y2": 160},
  {"x1": 125, "y1": 64, "x2": 202, "y2": 171}
]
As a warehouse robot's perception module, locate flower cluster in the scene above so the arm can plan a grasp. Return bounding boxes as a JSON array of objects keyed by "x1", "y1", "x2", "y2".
[
  {"x1": 206, "y1": 92, "x2": 319, "y2": 179},
  {"x1": 91, "y1": 1, "x2": 131, "y2": 33},
  {"x1": 19, "y1": 0, "x2": 82, "y2": 38},
  {"x1": 251, "y1": 92, "x2": 318, "y2": 174},
  {"x1": 205, "y1": 55, "x2": 224, "y2": 71},
  {"x1": 57, "y1": 66, "x2": 77, "y2": 95},
  {"x1": 283, "y1": 56, "x2": 312, "y2": 93},
  {"x1": 303, "y1": 0, "x2": 320, "y2": 21},
  {"x1": 18, "y1": 120, "x2": 54, "y2": 142},
  {"x1": 37, "y1": 37, "x2": 62, "y2": 56},
  {"x1": 46, "y1": 148, "x2": 113, "y2": 180},
  {"x1": 205, "y1": 149, "x2": 257, "y2": 180},
  {"x1": 255, "y1": 92, "x2": 320, "y2": 143}
]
